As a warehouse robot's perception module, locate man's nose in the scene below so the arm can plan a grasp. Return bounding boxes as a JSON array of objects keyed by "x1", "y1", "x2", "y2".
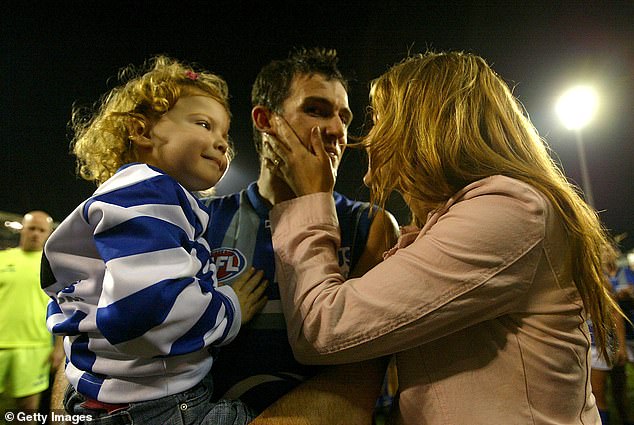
[{"x1": 323, "y1": 116, "x2": 346, "y2": 142}]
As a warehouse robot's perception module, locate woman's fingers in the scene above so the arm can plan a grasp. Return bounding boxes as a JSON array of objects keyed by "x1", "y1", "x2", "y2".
[
  {"x1": 263, "y1": 135, "x2": 284, "y2": 162},
  {"x1": 309, "y1": 126, "x2": 330, "y2": 164},
  {"x1": 262, "y1": 115, "x2": 335, "y2": 195},
  {"x1": 261, "y1": 137, "x2": 285, "y2": 175},
  {"x1": 272, "y1": 115, "x2": 301, "y2": 152}
]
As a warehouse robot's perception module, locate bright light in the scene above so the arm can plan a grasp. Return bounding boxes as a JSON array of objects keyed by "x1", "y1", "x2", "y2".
[
  {"x1": 4, "y1": 221, "x2": 22, "y2": 230},
  {"x1": 556, "y1": 86, "x2": 598, "y2": 130}
]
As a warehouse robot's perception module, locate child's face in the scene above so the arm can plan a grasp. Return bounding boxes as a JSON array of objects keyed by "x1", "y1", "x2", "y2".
[{"x1": 145, "y1": 95, "x2": 230, "y2": 191}]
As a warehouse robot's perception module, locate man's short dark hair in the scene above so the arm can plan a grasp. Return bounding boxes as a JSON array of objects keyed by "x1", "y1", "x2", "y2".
[{"x1": 251, "y1": 47, "x2": 348, "y2": 154}]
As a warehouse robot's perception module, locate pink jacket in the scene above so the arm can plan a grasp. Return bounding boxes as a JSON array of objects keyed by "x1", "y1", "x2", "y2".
[{"x1": 270, "y1": 175, "x2": 599, "y2": 425}]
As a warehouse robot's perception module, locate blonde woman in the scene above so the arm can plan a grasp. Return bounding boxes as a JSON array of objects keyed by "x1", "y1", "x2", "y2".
[{"x1": 262, "y1": 51, "x2": 622, "y2": 424}]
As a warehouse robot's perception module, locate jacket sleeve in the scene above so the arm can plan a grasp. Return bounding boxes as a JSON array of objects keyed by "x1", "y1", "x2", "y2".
[{"x1": 270, "y1": 179, "x2": 547, "y2": 365}]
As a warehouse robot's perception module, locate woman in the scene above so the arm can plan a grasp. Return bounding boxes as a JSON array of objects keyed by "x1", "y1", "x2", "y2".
[{"x1": 263, "y1": 51, "x2": 621, "y2": 424}]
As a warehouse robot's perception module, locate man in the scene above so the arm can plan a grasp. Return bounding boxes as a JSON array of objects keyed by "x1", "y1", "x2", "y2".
[
  {"x1": 0, "y1": 211, "x2": 63, "y2": 412},
  {"x1": 205, "y1": 48, "x2": 399, "y2": 422}
]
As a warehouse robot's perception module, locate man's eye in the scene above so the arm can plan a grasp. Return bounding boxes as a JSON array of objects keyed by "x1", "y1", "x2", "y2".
[{"x1": 305, "y1": 107, "x2": 325, "y2": 116}]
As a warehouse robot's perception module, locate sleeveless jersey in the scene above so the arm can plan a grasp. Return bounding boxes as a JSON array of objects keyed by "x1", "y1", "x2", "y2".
[
  {"x1": 0, "y1": 248, "x2": 52, "y2": 348},
  {"x1": 204, "y1": 182, "x2": 374, "y2": 412}
]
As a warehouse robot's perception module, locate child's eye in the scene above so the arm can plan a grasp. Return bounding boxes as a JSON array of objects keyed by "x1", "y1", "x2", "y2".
[{"x1": 197, "y1": 121, "x2": 211, "y2": 130}]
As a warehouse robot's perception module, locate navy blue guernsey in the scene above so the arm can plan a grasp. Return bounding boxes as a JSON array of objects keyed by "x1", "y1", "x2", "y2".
[{"x1": 204, "y1": 182, "x2": 374, "y2": 412}]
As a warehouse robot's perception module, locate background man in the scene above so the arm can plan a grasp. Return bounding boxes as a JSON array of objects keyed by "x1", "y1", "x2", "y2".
[{"x1": 0, "y1": 211, "x2": 63, "y2": 413}]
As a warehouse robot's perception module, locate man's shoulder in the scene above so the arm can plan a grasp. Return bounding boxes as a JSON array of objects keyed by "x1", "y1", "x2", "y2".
[
  {"x1": 333, "y1": 191, "x2": 373, "y2": 208},
  {"x1": 202, "y1": 191, "x2": 243, "y2": 208},
  {"x1": 0, "y1": 247, "x2": 19, "y2": 259},
  {"x1": 202, "y1": 183, "x2": 256, "y2": 208},
  {"x1": 333, "y1": 191, "x2": 374, "y2": 219}
]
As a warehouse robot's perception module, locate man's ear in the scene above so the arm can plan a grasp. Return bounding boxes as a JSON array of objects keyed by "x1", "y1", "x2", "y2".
[{"x1": 252, "y1": 105, "x2": 274, "y2": 133}]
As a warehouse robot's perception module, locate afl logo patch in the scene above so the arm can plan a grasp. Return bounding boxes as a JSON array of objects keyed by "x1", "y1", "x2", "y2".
[{"x1": 211, "y1": 248, "x2": 247, "y2": 283}]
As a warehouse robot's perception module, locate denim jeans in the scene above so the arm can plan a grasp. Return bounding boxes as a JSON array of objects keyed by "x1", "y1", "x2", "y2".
[{"x1": 63, "y1": 382, "x2": 255, "y2": 425}]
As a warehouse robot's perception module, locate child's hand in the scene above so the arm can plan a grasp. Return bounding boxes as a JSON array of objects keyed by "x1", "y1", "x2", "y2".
[{"x1": 232, "y1": 267, "x2": 268, "y2": 324}]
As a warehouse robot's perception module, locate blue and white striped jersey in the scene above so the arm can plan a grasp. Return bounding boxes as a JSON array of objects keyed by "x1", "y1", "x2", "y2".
[
  {"x1": 204, "y1": 182, "x2": 374, "y2": 412},
  {"x1": 41, "y1": 163, "x2": 241, "y2": 403}
]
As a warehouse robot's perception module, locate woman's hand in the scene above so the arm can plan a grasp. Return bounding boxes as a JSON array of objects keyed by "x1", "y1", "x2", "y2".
[
  {"x1": 230, "y1": 267, "x2": 268, "y2": 325},
  {"x1": 263, "y1": 116, "x2": 335, "y2": 197}
]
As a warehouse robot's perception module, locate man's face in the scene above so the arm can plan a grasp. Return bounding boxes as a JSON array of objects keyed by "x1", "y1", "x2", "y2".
[
  {"x1": 19, "y1": 212, "x2": 52, "y2": 251},
  {"x1": 276, "y1": 73, "x2": 352, "y2": 174}
]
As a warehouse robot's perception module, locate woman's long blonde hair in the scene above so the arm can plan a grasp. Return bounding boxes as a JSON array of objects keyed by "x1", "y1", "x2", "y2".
[
  {"x1": 71, "y1": 55, "x2": 231, "y2": 185},
  {"x1": 364, "y1": 51, "x2": 620, "y2": 358}
]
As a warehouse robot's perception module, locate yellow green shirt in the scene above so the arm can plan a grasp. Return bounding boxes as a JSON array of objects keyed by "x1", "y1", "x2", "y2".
[{"x1": 0, "y1": 247, "x2": 53, "y2": 348}]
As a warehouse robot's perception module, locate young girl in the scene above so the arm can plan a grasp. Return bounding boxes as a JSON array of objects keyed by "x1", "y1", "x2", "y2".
[{"x1": 42, "y1": 56, "x2": 264, "y2": 424}]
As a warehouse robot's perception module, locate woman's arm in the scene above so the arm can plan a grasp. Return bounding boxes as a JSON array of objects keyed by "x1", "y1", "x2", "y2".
[
  {"x1": 271, "y1": 179, "x2": 546, "y2": 364},
  {"x1": 253, "y1": 205, "x2": 399, "y2": 424}
]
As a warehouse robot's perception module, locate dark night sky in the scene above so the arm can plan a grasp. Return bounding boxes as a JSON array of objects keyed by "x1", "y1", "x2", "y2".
[{"x1": 2, "y1": 1, "x2": 633, "y2": 251}]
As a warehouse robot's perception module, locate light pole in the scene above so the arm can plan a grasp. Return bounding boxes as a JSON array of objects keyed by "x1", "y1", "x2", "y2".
[{"x1": 555, "y1": 85, "x2": 598, "y2": 208}]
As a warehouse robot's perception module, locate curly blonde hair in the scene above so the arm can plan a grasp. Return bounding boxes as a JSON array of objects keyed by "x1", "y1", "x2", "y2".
[
  {"x1": 71, "y1": 55, "x2": 231, "y2": 185},
  {"x1": 364, "y1": 51, "x2": 622, "y2": 360}
]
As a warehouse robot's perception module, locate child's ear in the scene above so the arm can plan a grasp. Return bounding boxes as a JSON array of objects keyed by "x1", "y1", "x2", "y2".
[
  {"x1": 252, "y1": 105, "x2": 274, "y2": 134},
  {"x1": 130, "y1": 135, "x2": 153, "y2": 148},
  {"x1": 128, "y1": 120, "x2": 153, "y2": 148}
]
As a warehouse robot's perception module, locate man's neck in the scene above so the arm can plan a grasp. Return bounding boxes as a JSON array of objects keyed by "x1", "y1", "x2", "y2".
[
  {"x1": 256, "y1": 165, "x2": 297, "y2": 207},
  {"x1": 19, "y1": 246, "x2": 42, "y2": 253}
]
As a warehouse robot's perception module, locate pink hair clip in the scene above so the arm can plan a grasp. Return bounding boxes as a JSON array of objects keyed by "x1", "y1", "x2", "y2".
[{"x1": 185, "y1": 70, "x2": 199, "y2": 80}]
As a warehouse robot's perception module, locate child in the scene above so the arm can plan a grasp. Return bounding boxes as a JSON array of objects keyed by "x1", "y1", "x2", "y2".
[{"x1": 41, "y1": 56, "x2": 265, "y2": 424}]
